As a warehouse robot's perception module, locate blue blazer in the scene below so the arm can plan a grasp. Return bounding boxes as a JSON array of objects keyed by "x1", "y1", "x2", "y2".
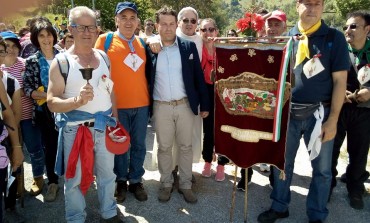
[{"x1": 149, "y1": 36, "x2": 209, "y2": 115}]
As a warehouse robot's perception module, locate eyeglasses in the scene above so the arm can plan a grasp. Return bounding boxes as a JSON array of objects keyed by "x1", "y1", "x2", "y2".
[
  {"x1": 71, "y1": 24, "x2": 98, "y2": 33},
  {"x1": 343, "y1": 24, "x2": 363, "y2": 31},
  {"x1": 200, "y1": 27, "x2": 216, "y2": 33},
  {"x1": 0, "y1": 50, "x2": 7, "y2": 56},
  {"x1": 182, "y1": 18, "x2": 197, "y2": 25},
  {"x1": 227, "y1": 33, "x2": 236, "y2": 37}
]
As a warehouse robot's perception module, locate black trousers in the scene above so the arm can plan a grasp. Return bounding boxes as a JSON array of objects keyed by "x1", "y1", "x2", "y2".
[
  {"x1": 35, "y1": 110, "x2": 59, "y2": 185},
  {"x1": 331, "y1": 104, "x2": 370, "y2": 196},
  {"x1": 202, "y1": 84, "x2": 215, "y2": 163},
  {"x1": 0, "y1": 167, "x2": 7, "y2": 223}
]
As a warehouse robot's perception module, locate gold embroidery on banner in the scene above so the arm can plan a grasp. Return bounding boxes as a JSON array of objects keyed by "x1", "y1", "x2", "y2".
[
  {"x1": 267, "y1": 55, "x2": 274, "y2": 63},
  {"x1": 217, "y1": 66, "x2": 225, "y2": 73},
  {"x1": 230, "y1": 54, "x2": 238, "y2": 62},
  {"x1": 221, "y1": 125, "x2": 273, "y2": 142},
  {"x1": 248, "y1": 49, "x2": 256, "y2": 57}
]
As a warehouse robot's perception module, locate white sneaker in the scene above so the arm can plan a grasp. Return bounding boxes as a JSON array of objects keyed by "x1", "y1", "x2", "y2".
[{"x1": 259, "y1": 164, "x2": 270, "y2": 172}]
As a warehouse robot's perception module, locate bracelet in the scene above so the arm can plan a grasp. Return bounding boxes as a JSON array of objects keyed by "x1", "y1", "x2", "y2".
[{"x1": 73, "y1": 96, "x2": 79, "y2": 103}]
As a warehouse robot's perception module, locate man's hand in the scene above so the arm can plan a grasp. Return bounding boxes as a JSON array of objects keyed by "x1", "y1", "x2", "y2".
[
  {"x1": 78, "y1": 83, "x2": 94, "y2": 105},
  {"x1": 321, "y1": 117, "x2": 337, "y2": 143},
  {"x1": 149, "y1": 41, "x2": 161, "y2": 54},
  {"x1": 345, "y1": 90, "x2": 353, "y2": 103},
  {"x1": 355, "y1": 88, "x2": 370, "y2": 103},
  {"x1": 200, "y1": 111, "x2": 209, "y2": 118}
]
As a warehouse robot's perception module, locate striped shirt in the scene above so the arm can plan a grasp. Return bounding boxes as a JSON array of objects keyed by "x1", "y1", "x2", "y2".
[{"x1": 1, "y1": 58, "x2": 34, "y2": 120}]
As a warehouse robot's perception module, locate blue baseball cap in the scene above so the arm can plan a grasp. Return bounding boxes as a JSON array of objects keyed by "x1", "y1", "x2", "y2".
[
  {"x1": 115, "y1": 2, "x2": 138, "y2": 15},
  {"x1": 0, "y1": 31, "x2": 19, "y2": 41}
]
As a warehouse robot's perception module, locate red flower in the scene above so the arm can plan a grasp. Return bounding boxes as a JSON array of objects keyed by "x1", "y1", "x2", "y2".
[
  {"x1": 102, "y1": 74, "x2": 107, "y2": 79},
  {"x1": 236, "y1": 13, "x2": 264, "y2": 35}
]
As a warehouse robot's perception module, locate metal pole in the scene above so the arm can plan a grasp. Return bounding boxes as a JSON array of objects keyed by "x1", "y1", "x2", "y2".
[
  {"x1": 92, "y1": 0, "x2": 95, "y2": 10},
  {"x1": 71, "y1": 0, "x2": 74, "y2": 8}
]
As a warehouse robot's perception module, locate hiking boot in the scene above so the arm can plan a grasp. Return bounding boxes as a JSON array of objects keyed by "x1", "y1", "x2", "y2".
[
  {"x1": 158, "y1": 187, "x2": 173, "y2": 202},
  {"x1": 259, "y1": 164, "x2": 270, "y2": 172},
  {"x1": 30, "y1": 176, "x2": 44, "y2": 196},
  {"x1": 115, "y1": 181, "x2": 127, "y2": 203},
  {"x1": 44, "y1": 183, "x2": 59, "y2": 202},
  {"x1": 349, "y1": 193, "x2": 364, "y2": 210},
  {"x1": 202, "y1": 162, "x2": 212, "y2": 177},
  {"x1": 178, "y1": 188, "x2": 197, "y2": 203},
  {"x1": 128, "y1": 183, "x2": 148, "y2": 201},
  {"x1": 215, "y1": 165, "x2": 225, "y2": 182},
  {"x1": 237, "y1": 177, "x2": 251, "y2": 192},
  {"x1": 257, "y1": 209, "x2": 289, "y2": 223}
]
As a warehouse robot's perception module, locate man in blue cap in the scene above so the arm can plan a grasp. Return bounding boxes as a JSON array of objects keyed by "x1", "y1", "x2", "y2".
[{"x1": 95, "y1": 2, "x2": 152, "y2": 203}]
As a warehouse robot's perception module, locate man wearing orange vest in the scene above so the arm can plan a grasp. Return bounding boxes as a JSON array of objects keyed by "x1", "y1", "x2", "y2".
[{"x1": 95, "y1": 2, "x2": 152, "y2": 203}]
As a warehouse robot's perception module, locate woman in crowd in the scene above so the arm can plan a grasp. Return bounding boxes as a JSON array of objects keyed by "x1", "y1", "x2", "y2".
[
  {"x1": 0, "y1": 30, "x2": 47, "y2": 199},
  {"x1": 23, "y1": 16, "x2": 60, "y2": 202},
  {"x1": 0, "y1": 35, "x2": 24, "y2": 223},
  {"x1": 199, "y1": 18, "x2": 229, "y2": 181}
]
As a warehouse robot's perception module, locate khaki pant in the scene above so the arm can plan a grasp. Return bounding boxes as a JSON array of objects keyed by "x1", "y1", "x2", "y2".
[{"x1": 153, "y1": 101, "x2": 195, "y2": 189}]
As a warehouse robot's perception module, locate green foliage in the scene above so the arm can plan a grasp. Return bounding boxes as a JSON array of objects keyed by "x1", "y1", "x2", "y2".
[{"x1": 335, "y1": 0, "x2": 370, "y2": 18}]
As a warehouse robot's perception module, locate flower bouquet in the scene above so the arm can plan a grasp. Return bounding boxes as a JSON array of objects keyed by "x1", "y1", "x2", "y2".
[{"x1": 236, "y1": 12, "x2": 264, "y2": 38}]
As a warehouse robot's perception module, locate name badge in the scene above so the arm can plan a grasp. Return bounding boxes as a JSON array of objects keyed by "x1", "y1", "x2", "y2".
[
  {"x1": 98, "y1": 74, "x2": 114, "y2": 95},
  {"x1": 303, "y1": 56, "x2": 325, "y2": 79},
  {"x1": 124, "y1": 53, "x2": 143, "y2": 72},
  {"x1": 357, "y1": 65, "x2": 370, "y2": 85}
]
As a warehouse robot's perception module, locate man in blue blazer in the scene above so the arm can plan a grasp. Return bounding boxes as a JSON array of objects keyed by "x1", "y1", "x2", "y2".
[{"x1": 148, "y1": 6, "x2": 209, "y2": 204}]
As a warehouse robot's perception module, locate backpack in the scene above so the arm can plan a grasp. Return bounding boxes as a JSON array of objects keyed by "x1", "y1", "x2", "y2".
[
  {"x1": 6, "y1": 76, "x2": 15, "y2": 99},
  {"x1": 56, "y1": 49, "x2": 110, "y2": 84},
  {"x1": 104, "y1": 31, "x2": 147, "y2": 53}
]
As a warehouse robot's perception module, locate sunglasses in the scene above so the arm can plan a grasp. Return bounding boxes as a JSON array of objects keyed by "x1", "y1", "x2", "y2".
[
  {"x1": 182, "y1": 18, "x2": 197, "y2": 25},
  {"x1": 343, "y1": 24, "x2": 363, "y2": 31},
  {"x1": 227, "y1": 33, "x2": 236, "y2": 36},
  {"x1": 200, "y1": 27, "x2": 216, "y2": 33},
  {"x1": 146, "y1": 23, "x2": 154, "y2": 26}
]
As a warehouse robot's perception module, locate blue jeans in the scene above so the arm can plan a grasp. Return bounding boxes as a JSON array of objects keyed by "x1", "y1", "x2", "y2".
[
  {"x1": 63, "y1": 126, "x2": 117, "y2": 222},
  {"x1": 20, "y1": 119, "x2": 45, "y2": 177},
  {"x1": 114, "y1": 106, "x2": 148, "y2": 184},
  {"x1": 270, "y1": 108, "x2": 333, "y2": 222}
]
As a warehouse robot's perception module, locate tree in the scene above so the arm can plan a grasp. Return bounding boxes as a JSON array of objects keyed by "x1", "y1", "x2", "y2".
[{"x1": 335, "y1": 0, "x2": 370, "y2": 18}]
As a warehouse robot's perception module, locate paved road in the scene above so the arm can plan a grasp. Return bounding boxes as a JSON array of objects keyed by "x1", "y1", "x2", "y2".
[{"x1": 5, "y1": 124, "x2": 370, "y2": 223}]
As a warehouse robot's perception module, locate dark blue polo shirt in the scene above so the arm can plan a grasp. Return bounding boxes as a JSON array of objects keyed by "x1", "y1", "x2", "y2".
[{"x1": 288, "y1": 20, "x2": 350, "y2": 103}]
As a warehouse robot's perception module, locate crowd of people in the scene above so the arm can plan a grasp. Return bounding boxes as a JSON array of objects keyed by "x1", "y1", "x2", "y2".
[{"x1": 0, "y1": 0, "x2": 369, "y2": 223}]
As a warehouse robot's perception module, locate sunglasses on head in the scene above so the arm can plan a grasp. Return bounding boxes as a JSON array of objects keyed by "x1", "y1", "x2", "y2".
[
  {"x1": 343, "y1": 24, "x2": 362, "y2": 31},
  {"x1": 200, "y1": 27, "x2": 216, "y2": 33},
  {"x1": 182, "y1": 18, "x2": 197, "y2": 25}
]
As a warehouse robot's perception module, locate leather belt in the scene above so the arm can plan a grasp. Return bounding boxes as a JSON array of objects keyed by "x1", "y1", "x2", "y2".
[
  {"x1": 155, "y1": 97, "x2": 188, "y2": 106},
  {"x1": 78, "y1": 122, "x2": 95, "y2": 127}
]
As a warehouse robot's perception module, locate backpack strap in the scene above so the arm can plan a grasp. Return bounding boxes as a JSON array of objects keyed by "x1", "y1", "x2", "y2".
[
  {"x1": 55, "y1": 53, "x2": 70, "y2": 84},
  {"x1": 104, "y1": 32, "x2": 114, "y2": 53},
  {"x1": 96, "y1": 49, "x2": 110, "y2": 70},
  {"x1": 6, "y1": 76, "x2": 15, "y2": 98}
]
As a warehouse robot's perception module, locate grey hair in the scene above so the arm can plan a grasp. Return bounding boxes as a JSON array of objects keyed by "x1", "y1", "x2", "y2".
[
  {"x1": 177, "y1": 7, "x2": 198, "y2": 21},
  {"x1": 69, "y1": 6, "x2": 97, "y2": 25}
]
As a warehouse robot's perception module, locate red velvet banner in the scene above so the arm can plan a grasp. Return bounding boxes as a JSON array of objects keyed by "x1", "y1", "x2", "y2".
[{"x1": 214, "y1": 42, "x2": 291, "y2": 171}]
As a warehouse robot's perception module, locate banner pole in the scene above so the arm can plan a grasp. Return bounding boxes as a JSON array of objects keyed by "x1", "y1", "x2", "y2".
[
  {"x1": 230, "y1": 165, "x2": 238, "y2": 222},
  {"x1": 244, "y1": 169, "x2": 248, "y2": 223}
]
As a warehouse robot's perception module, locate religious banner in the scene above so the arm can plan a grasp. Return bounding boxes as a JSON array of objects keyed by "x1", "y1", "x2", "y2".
[{"x1": 214, "y1": 41, "x2": 292, "y2": 171}]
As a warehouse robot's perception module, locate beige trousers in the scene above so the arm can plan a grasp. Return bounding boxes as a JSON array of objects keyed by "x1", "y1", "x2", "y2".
[{"x1": 153, "y1": 101, "x2": 195, "y2": 189}]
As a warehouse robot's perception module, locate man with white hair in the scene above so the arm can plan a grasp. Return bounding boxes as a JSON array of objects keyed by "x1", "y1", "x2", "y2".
[{"x1": 48, "y1": 6, "x2": 122, "y2": 222}]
